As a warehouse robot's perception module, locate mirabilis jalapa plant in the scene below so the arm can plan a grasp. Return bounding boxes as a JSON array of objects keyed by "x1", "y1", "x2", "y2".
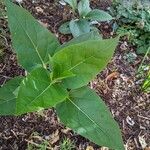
[
  {"x1": 59, "y1": 0, "x2": 113, "y2": 37},
  {"x1": 0, "y1": 0, "x2": 124, "y2": 149}
]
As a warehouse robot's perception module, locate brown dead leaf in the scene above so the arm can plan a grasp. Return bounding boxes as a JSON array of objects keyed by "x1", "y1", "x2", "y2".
[
  {"x1": 86, "y1": 146, "x2": 94, "y2": 150},
  {"x1": 144, "y1": 147, "x2": 150, "y2": 150},
  {"x1": 35, "y1": 6, "x2": 43, "y2": 13},
  {"x1": 61, "y1": 128, "x2": 71, "y2": 134},
  {"x1": 105, "y1": 72, "x2": 119, "y2": 82},
  {"x1": 50, "y1": 130, "x2": 59, "y2": 145}
]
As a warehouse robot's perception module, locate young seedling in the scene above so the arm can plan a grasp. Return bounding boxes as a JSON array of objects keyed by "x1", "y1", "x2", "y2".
[
  {"x1": 0, "y1": 0, "x2": 124, "y2": 149},
  {"x1": 59, "y1": 0, "x2": 113, "y2": 37}
]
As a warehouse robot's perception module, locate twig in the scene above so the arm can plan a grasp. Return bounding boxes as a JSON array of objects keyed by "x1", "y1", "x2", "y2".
[
  {"x1": 138, "y1": 47, "x2": 150, "y2": 72},
  {"x1": 0, "y1": 75, "x2": 12, "y2": 79},
  {"x1": 0, "y1": 64, "x2": 6, "y2": 73},
  {"x1": 137, "y1": 114, "x2": 150, "y2": 121},
  {"x1": 25, "y1": 139, "x2": 52, "y2": 150}
]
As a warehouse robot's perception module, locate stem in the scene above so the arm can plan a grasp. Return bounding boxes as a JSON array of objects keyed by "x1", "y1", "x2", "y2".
[{"x1": 138, "y1": 47, "x2": 150, "y2": 72}]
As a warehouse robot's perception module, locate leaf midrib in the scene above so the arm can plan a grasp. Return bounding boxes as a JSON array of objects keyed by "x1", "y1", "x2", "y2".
[
  {"x1": 68, "y1": 97, "x2": 112, "y2": 144},
  {"x1": 67, "y1": 55, "x2": 94, "y2": 72},
  {"x1": 12, "y1": 7, "x2": 45, "y2": 68},
  {"x1": 25, "y1": 79, "x2": 54, "y2": 107},
  {"x1": 59, "y1": 40, "x2": 116, "y2": 76},
  {"x1": 0, "y1": 97, "x2": 15, "y2": 105}
]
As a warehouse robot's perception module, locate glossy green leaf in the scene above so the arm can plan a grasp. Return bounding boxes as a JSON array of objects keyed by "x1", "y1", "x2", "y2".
[
  {"x1": 56, "y1": 87, "x2": 124, "y2": 150},
  {"x1": 16, "y1": 67, "x2": 68, "y2": 115},
  {"x1": 86, "y1": 9, "x2": 113, "y2": 22},
  {"x1": 69, "y1": 19, "x2": 90, "y2": 37},
  {"x1": 64, "y1": 0, "x2": 77, "y2": 10},
  {"x1": 58, "y1": 21, "x2": 71, "y2": 34},
  {"x1": 55, "y1": 31, "x2": 102, "y2": 52},
  {"x1": 52, "y1": 38, "x2": 118, "y2": 89},
  {"x1": 78, "y1": 0, "x2": 91, "y2": 17},
  {"x1": 0, "y1": 77, "x2": 23, "y2": 115},
  {"x1": 5, "y1": 0, "x2": 60, "y2": 71}
]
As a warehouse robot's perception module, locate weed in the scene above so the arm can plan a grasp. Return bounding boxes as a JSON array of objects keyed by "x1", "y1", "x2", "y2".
[
  {"x1": 60, "y1": 138, "x2": 75, "y2": 150},
  {"x1": 59, "y1": 0, "x2": 112, "y2": 37}
]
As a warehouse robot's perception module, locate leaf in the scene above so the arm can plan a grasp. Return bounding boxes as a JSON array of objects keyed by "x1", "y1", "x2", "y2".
[
  {"x1": 52, "y1": 38, "x2": 118, "y2": 89},
  {"x1": 58, "y1": 21, "x2": 71, "y2": 34},
  {"x1": 55, "y1": 31, "x2": 102, "y2": 52},
  {"x1": 16, "y1": 67, "x2": 68, "y2": 115},
  {"x1": 5, "y1": 0, "x2": 60, "y2": 72},
  {"x1": 86, "y1": 9, "x2": 113, "y2": 22},
  {"x1": 0, "y1": 77, "x2": 23, "y2": 115},
  {"x1": 78, "y1": 0, "x2": 91, "y2": 17},
  {"x1": 90, "y1": 26, "x2": 100, "y2": 33},
  {"x1": 137, "y1": 45, "x2": 150, "y2": 54},
  {"x1": 56, "y1": 87, "x2": 124, "y2": 150},
  {"x1": 64, "y1": 0, "x2": 77, "y2": 10},
  {"x1": 69, "y1": 19, "x2": 90, "y2": 37}
]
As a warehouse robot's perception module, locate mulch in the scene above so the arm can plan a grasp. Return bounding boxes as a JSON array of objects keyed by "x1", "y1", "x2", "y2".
[{"x1": 0, "y1": 0, "x2": 149, "y2": 149}]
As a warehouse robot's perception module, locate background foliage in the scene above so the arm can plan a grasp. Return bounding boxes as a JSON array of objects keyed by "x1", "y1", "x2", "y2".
[{"x1": 110, "y1": 0, "x2": 150, "y2": 54}]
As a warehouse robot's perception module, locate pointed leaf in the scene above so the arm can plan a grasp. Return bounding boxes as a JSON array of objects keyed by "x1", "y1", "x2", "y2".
[
  {"x1": 69, "y1": 19, "x2": 90, "y2": 37},
  {"x1": 58, "y1": 21, "x2": 71, "y2": 34},
  {"x1": 0, "y1": 77, "x2": 23, "y2": 115},
  {"x1": 78, "y1": 0, "x2": 91, "y2": 17},
  {"x1": 5, "y1": 0, "x2": 60, "y2": 71},
  {"x1": 56, "y1": 87, "x2": 124, "y2": 150},
  {"x1": 52, "y1": 38, "x2": 118, "y2": 89},
  {"x1": 55, "y1": 31, "x2": 102, "y2": 52},
  {"x1": 64, "y1": 0, "x2": 77, "y2": 10},
  {"x1": 16, "y1": 67, "x2": 68, "y2": 115},
  {"x1": 86, "y1": 9, "x2": 113, "y2": 22}
]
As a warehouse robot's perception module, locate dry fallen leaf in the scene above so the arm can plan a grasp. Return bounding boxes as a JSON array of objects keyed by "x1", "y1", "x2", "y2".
[
  {"x1": 105, "y1": 72, "x2": 119, "y2": 82},
  {"x1": 50, "y1": 130, "x2": 60, "y2": 145},
  {"x1": 35, "y1": 7, "x2": 43, "y2": 13},
  {"x1": 144, "y1": 147, "x2": 150, "y2": 150},
  {"x1": 61, "y1": 128, "x2": 71, "y2": 134},
  {"x1": 86, "y1": 146, "x2": 94, "y2": 150},
  {"x1": 138, "y1": 136, "x2": 147, "y2": 149}
]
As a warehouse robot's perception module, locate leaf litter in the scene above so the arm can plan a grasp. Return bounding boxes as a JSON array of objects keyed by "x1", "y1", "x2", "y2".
[{"x1": 0, "y1": 0, "x2": 149, "y2": 149}]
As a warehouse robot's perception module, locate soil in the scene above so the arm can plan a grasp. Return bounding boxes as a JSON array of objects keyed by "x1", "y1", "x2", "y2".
[{"x1": 0, "y1": 0, "x2": 149, "y2": 150}]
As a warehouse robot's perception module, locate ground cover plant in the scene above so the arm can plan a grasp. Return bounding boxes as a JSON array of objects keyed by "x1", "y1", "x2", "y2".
[
  {"x1": 110, "y1": 0, "x2": 150, "y2": 54},
  {"x1": 0, "y1": 0, "x2": 124, "y2": 149},
  {"x1": 59, "y1": 0, "x2": 112, "y2": 37},
  {"x1": 110, "y1": 0, "x2": 150, "y2": 94},
  {"x1": 142, "y1": 70, "x2": 150, "y2": 93}
]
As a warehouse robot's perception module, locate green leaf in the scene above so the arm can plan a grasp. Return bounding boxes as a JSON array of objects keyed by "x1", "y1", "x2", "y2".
[
  {"x1": 78, "y1": 0, "x2": 91, "y2": 17},
  {"x1": 5, "y1": 0, "x2": 60, "y2": 71},
  {"x1": 90, "y1": 26, "x2": 100, "y2": 33},
  {"x1": 16, "y1": 67, "x2": 68, "y2": 115},
  {"x1": 69, "y1": 19, "x2": 90, "y2": 37},
  {"x1": 52, "y1": 38, "x2": 118, "y2": 89},
  {"x1": 0, "y1": 77, "x2": 23, "y2": 115},
  {"x1": 137, "y1": 45, "x2": 150, "y2": 54},
  {"x1": 58, "y1": 21, "x2": 71, "y2": 34},
  {"x1": 86, "y1": 9, "x2": 113, "y2": 22},
  {"x1": 64, "y1": 0, "x2": 77, "y2": 10},
  {"x1": 55, "y1": 31, "x2": 102, "y2": 52},
  {"x1": 56, "y1": 87, "x2": 124, "y2": 150}
]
